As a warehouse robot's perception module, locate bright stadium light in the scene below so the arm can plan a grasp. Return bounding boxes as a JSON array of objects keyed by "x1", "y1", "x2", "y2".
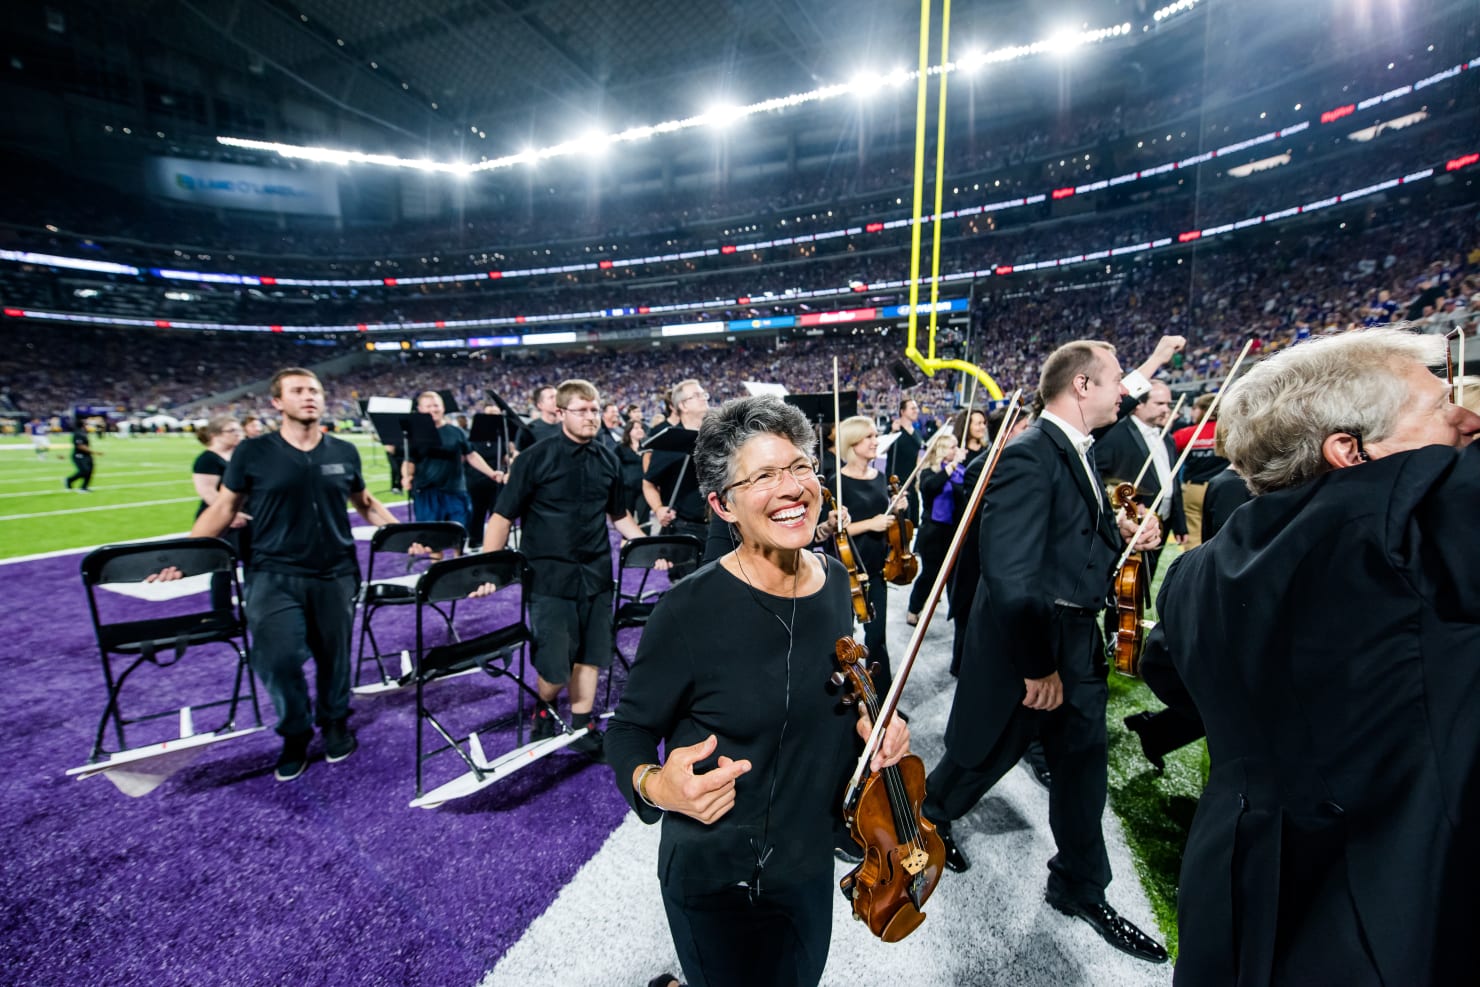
[
  {"x1": 214, "y1": 10, "x2": 1194, "y2": 176},
  {"x1": 703, "y1": 104, "x2": 744, "y2": 128}
]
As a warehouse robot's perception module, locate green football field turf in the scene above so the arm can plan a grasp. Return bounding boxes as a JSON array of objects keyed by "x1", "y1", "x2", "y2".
[{"x1": 0, "y1": 432, "x2": 400, "y2": 560}]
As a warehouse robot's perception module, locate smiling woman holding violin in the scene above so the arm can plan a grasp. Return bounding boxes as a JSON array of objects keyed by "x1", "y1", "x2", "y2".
[
  {"x1": 606, "y1": 396, "x2": 909, "y2": 987},
  {"x1": 836, "y1": 414, "x2": 909, "y2": 698}
]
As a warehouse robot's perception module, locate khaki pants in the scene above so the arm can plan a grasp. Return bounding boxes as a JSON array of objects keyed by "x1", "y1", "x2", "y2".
[{"x1": 1182, "y1": 480, "x2": 1209, "y2": 547}]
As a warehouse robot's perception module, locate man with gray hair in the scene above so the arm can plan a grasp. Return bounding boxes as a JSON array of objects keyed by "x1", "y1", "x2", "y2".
[{"x1": 1142, "y1": 326, "x2": 1480, "y2": 986}]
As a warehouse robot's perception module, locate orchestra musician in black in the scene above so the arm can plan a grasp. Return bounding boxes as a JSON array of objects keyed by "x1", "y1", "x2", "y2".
[
  {"x1": 923, "y1": 340, "x2": 1168, "y2": 964},
  {"x1": 1142, "y1": 327, "x2": 1480, "y2": 986}
]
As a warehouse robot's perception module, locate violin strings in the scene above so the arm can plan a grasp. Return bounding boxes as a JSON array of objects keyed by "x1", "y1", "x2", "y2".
[{"x1": 856, "y1": 661, "x2": 923, "y2": 851}]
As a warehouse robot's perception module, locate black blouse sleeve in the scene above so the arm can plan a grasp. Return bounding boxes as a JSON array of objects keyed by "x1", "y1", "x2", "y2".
[{"x1": 606, "y1": 589, "x2": 698, "y2": 824}]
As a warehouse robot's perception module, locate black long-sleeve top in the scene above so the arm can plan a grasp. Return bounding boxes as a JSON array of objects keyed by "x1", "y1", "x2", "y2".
[
  {"x1": 606, "y1": 555, "x2": 859, "y2": 894},
  {"x1": 840, "y1": 471, "x2": 889, "y2": 576}
]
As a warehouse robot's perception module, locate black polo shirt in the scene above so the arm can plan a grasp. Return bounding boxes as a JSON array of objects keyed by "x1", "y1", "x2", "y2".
[
  {"x1": 222, "y1": 432, "x2": 363, "y2": 578},
  {"x1": 494, "y1": 433, "x2": 626, "y2": 599}
]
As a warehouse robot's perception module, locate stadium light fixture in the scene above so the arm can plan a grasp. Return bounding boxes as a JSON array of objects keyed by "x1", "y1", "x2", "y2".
[{"x1": 213, "y1": 10, "x2": 1176, "y2": 176}]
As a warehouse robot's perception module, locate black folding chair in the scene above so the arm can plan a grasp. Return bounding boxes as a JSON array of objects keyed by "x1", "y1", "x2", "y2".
[
  {"x1": 604, "y1": 534, "x2": 704, "y2": 706},
  {"x1": 354, "y1": 521, "x2": 467, "y2": 693},
  {"x1": 76, "y1": 537, "x2": 261, "y2": 768},
  {"x1": 411, "y1": 549, "x2": 545, "y2": 802}
]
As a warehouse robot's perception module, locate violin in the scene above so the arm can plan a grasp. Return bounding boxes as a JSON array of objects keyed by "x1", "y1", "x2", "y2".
[
  {"x1": 1109, "y1": 482, "x2": 1154, "y2": 677},
  {"x1": 834, "y1": 389, "x2": 1026, "y2": 943},
  {"x1": 881, "y1": 474, "x2": 919, "y2": 586},
  {"x1": 832, "y1": 637, "x2": 944, "y2": 942},
  {"x1": 822, "y1": 486, "x2": 874, "y2": 624}
]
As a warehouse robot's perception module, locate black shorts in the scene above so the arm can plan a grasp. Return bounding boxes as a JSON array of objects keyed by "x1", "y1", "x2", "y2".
[{"x1": 529, "y1": 592, "x2": 613, "y2": 684}]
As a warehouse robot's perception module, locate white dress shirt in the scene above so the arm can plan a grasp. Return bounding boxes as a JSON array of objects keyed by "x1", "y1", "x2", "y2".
[
  {"x1": 1038, "y1": 410, "x2": 1103, "y2": 512},
  {"x1": 1131, "y1": 416, "x2": 1174, "y2": 518}
]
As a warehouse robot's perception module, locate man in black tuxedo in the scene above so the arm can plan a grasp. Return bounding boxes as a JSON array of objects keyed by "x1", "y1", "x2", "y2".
[
  {"x1": 1142, "y1": 327, "x2": 1480, "y2": 985},
  {"x1": 923, "y1": 339, "x2": 1167, "y2": 964},
  {"x1": 1092, "y1": 379, "x2": 1187, "y2": 581}
]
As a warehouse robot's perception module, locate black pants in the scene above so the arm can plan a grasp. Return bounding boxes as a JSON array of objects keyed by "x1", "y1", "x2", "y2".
[
  {"x1": 466, "y1": 475, "x2": 501, "y2": 544},
  {"x1": 1133, "y1": 707, "x2": 1206, "y2": 760},
  {"x1": 244, "y1": 570, "x2": 358, "y2": 737},
  {"x1": 925, "y1": 616, "x2": 1111, "y2": 905},
  {"x1": 661, "y1": 875, "x2": 833, "y2": 987},
  {"x1": 906, "y1": 519, "x2": 952, "y2": 615},
  {"x1": 66, "y1": 455, "x2": 92, "y2": 489}
]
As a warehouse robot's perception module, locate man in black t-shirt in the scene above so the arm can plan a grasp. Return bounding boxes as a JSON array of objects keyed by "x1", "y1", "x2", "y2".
[
  {"x1": 401, "y1": 391, "x2": 503, "y2": 532},
  {"x1": 483, "y1": 379, "x2": 649, "y2": 759},
  {"x1": 161, "y1": 368, "x2": 398, "y2": 783}
]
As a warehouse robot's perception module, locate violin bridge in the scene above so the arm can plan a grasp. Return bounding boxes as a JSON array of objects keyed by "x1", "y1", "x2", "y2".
[{"x1": 899, "y1": 846, "x2": 929, "y2": 875}]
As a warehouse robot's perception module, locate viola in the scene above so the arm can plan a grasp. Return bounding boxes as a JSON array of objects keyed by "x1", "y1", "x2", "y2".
[
  {"x1": 1109, "y1": 482, "x2": 1153, "y2": 677},
  {"x1": 822, "y1": 486, "x2": 874, "y2": 624},
  {"x1": 881, "y1": 474, "x2": 919, "y2": 586},
  {"x1": 832, "y1": 637, "x2": 944, "y2": 942}
]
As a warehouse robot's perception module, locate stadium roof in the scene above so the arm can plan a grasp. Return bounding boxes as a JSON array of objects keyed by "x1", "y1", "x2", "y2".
[{"x1": 2, "y1": 0, "x2": 1155, "y2": 161}]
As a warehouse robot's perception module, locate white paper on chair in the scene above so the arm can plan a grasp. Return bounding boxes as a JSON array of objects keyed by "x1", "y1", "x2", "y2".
[
  {"x1": 101, "y1": 747, "x2": 207, "y2": 797},
  {"x1": 742, "y1": 381, "x2": 789, "y2": 398},
  {"x1": 100, "y1": 573, "x2": 215, "y2": 601}
]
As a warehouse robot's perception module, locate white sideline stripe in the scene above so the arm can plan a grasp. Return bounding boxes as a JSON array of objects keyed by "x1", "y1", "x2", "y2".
[
  {"x1": 0, "y1": 469, "x2": 178, "y2": 485},
  {"x1": 0, "y1": 496, "x2": 198, "y2": 521},
  {"x1": 0, "y1": 479, "x2": 193, "y2": 499},
  {"x1": 0, "y1": 497, "x2": 411, "y2": 565}
]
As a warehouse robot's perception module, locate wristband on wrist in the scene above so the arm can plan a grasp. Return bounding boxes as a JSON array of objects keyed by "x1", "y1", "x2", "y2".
[{"x1": 635, "y1": 763, "x2": 663, "y2": 810}]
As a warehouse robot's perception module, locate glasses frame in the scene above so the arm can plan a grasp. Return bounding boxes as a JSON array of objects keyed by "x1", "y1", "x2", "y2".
[{"x1": 721, "y1": 459, "x2": 819, "y2": 496}]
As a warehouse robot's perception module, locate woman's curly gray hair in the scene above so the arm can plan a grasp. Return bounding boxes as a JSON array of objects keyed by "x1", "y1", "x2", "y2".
[{"x1": 694, "y1": 396, "x2": 816, "y2": 500}]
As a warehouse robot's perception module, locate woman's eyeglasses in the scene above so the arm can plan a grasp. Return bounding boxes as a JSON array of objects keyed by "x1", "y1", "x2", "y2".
[{"x1": 723, "y1": 460, "x2": 818, "y2": 494}]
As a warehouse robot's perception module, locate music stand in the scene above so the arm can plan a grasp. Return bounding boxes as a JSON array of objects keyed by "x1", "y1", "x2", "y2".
[
  {"x1": 891, "y1": 361, "x2": 921, "y2": 389},
  {"x1": 369, "y1": 413, "x2": 408, "y2": 454},
  {"x1": 484, "y1": 389, "x2": 534, "y2": 450},
  {"x1": 404, "y1": 412, "x2": 442, "y2": 457},
  {"x1": 640, "y1": 427, "x2": 699, "y2": 517},
  {"x1": 784, "y1": 391, "x2": 858, "y2": 427},
  {"x1": 469, "y1": 413, "x2": 517, "y2": 476}
]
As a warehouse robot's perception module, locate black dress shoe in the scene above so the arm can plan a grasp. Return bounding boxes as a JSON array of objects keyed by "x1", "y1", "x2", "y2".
[
  {"x1": 1123, "y1": 712, "x2": 1166, "y2": 772},
  {"x1": 938, "y1": 829, "x2": 970, "y2": 873},
  {"x1": 1047, "y1": 896, "x2": 1168, "y2": 964}
]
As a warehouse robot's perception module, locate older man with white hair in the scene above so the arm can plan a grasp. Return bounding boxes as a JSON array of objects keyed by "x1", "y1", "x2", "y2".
[{"x1": 1142, "y1": 326, "x2": 1480, "y2": 987}]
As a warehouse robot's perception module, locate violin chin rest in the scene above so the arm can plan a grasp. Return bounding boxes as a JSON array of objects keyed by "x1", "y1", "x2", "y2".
[{"x1": 878, "y1": 902, "x2": 927, "y2": 943}]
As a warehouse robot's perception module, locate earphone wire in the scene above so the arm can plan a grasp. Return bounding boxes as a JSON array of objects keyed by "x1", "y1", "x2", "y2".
[{"x1": 728, "y1": 523, "x2": 799, "y2": 904}]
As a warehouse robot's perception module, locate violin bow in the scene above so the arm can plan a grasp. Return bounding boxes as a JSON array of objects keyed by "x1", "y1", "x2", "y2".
[
  {"x1": 833, "y1": 357, "x2": 846, "y2": 509},
  {"x1": 1447, "y1": 326, "x2": 1467, "y2": 406},
  {"x1": 843, "y1": 389, "x2": 1025, "y2": 807},
  {"x1": 1128, "y1": 393, "x2": 1187, "y2": 494},
  {"x1": 1116, "y1": 339, "x2": 1254, "y2": 572}
]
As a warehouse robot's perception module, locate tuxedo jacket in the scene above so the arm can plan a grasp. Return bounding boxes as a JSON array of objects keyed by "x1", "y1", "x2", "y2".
[
  {"x1": 1142, "y1": 444, "x2": 1480, "y2": 986},
  {"x1": 1092, "y1": 416, "x2": 1187, "y2": 536},
  {"x1": 945, "y1": 419, "x2": 1123, "y2": 766}
]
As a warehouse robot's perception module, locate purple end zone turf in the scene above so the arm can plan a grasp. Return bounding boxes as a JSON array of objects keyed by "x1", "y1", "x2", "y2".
[{"x1": 0, "y1": 525, "x2": 664, "y2": 986}]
